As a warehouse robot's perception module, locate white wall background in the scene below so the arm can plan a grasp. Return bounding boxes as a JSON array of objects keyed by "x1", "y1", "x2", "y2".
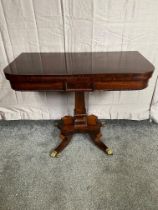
[{"x1": 0, "y1": 0, "x2": 158, "y2": 121}]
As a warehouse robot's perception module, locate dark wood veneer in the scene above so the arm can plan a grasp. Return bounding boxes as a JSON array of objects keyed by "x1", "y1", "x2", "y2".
[
  {"x1": 4, "y1": 51, "x2": 154, "y2": 157},
  {"x1": 4, "y1": 51, "x2": 154, "y2": 92}
]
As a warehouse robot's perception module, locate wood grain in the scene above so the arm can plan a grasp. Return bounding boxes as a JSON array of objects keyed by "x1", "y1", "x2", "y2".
[
  {"x1": 4, "y1": 51, "x2": 154, "y2": 91},
  {"x1": 3, "y1": 51, "x2": 154, "y2": 157}
]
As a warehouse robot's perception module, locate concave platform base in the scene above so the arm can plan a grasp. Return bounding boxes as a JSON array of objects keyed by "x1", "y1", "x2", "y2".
[{"x1": 50, "y1": 92, "x2": 112, "y2": 158}]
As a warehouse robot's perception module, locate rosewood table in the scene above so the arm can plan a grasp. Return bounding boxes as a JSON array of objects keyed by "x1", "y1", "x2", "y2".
[{"x1": 4, "y1": 51, "x2": 154, "y2": 157}]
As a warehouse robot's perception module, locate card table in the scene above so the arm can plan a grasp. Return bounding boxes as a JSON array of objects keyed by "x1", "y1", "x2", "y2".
[{"x1": 4, "y1": 51, "x2": 154, "y2": 157}]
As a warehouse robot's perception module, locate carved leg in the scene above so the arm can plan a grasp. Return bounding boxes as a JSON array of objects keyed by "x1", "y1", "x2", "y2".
[
  {"x1": 50, "y1": 134, "x2": 72, "y2": 158},
  {"x1": 90, "y1": 132, "x2": 113, "y2": 155}
]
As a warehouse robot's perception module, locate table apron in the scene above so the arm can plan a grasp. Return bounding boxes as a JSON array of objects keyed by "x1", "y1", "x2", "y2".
[{"x1": 9, "y1": 79, "x2": 149, "y2": 91}]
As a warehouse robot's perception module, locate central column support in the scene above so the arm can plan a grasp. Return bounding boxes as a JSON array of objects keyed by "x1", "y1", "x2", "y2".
[
  {"x1": 74, "y1": 92, "x2": 87, "y2": 127},
  {"x1": 50, "y1": 92, "x2": 113, "y2": 158},
  {"x1": 74, "y1": 92, "x2": 86, "y2": 115}
]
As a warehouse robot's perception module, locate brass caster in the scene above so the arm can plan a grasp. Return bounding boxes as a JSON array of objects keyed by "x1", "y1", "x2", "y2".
[
  {"x1": 50, "y1": 150, "x2": 60, "y2": 158},
  {"x1": 105, "y1": 148, "x2": 113, "y2": 155}
]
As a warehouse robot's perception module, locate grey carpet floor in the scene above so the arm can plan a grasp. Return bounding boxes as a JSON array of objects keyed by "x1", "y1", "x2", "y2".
[{"x1": 0, "y1": 120, "x2": 158, "y2": 210}]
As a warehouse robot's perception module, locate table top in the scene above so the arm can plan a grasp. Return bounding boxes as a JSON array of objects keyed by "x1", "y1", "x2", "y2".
[
  {"x1": 4, "y1": 51, "x2": 154, "y2": 92},
  {"x1": 4, "y1": 51, "x2": 154, "y2": 75}
]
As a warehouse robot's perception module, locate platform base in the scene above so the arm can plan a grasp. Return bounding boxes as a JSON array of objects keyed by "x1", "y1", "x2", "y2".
[{"x1": 50, "y1": 115, "x2": 112, "y2": 158}]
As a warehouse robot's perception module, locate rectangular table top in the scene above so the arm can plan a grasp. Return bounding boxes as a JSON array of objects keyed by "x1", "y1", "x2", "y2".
[{"x1": 4, "y1": 51, "x2": 154, "y2": 92}]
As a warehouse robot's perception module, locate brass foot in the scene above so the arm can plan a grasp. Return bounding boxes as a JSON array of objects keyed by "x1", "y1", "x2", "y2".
[
  {"x1": 50, "y1": 150, "x2": 60, "y2": 158},
  {"x1": 105, "y1": 148, "x2": 113, "y2": 155}
]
